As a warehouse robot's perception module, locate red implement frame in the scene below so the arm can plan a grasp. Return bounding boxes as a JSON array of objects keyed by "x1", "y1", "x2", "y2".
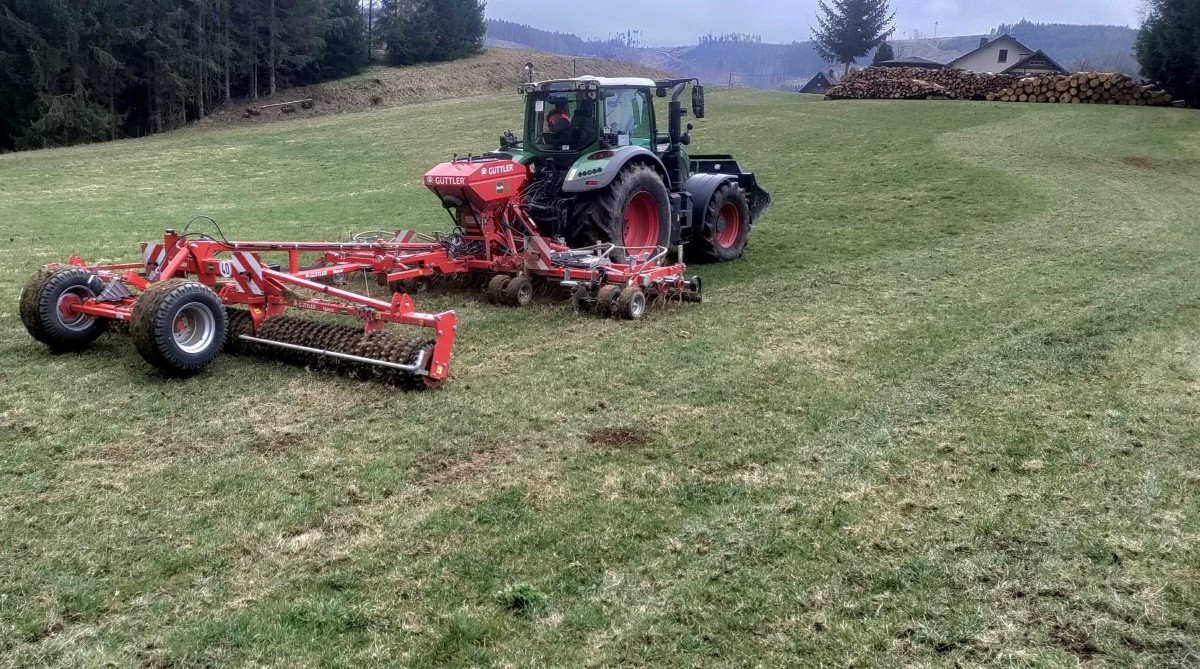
[{"x1": 59, "y1": 232, "x2": 457, "y2": 383}]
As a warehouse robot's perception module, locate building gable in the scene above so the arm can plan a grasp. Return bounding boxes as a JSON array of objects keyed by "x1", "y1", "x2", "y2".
[
  {"x1": 948, "y1": 35, "x2": 1035, "y2": 74},
  {"x1": 1004, "y1": 50, "x2": 1067, "y2": 74}
]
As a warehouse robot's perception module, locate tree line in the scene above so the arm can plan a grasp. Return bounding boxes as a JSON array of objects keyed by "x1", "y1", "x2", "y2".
[
  {"x1": 0, "y1": 0, "x2": 485, "y2": 151},
  {"x1": 484, "y1": 19, "x2": 639, "y2": 59}
]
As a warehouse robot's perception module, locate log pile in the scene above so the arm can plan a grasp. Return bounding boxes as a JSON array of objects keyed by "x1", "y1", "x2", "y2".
[
  {"x1": 824, "y1": 75, "x2": 947, "y2": 100},
  {"x1": 825, "y1": 67, "x2": 1021, "y2": 100},
  {"x1": 825, "y1": 67, "x2": 1175, "y2": 107},
  {"x1": 986, "y1": 72, "x2": 1173, "y2": 106}
]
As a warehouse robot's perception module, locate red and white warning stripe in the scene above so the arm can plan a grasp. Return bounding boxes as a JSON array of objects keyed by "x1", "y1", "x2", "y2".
[
  {"x1": 226, "y1": 252, "x2": 264, "y2": 296},
  {"x1": 142, "y1": 243, "x2": 166, "y2": 273}
]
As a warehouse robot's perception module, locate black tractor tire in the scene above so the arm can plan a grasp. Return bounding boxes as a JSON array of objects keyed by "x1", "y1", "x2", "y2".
[
  {"x1": 20, "y1": 267, "x2": 110, "y2": 352},
  {"x1": 502, "y1": 275, "x2": 534, "y2": 307},
  {"x1": 130, "y1": 279, "x2": 227, "y2": 376},
  {"x1": 570, "y1": 163, "x2": 671, "y2": 264},
  {"x1": 684, "y1": 181, "x2": 752, "y2": 263}
]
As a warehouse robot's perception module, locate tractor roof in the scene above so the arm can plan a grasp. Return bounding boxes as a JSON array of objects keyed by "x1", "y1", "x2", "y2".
[{"x1": 522, "y1": 76, "x2": 658, "y2": 94}]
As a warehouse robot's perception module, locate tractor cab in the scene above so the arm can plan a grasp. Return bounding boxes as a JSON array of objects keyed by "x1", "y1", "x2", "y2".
[{"x1": 521, "y1": 77, "x2": 662, "y2": 158}]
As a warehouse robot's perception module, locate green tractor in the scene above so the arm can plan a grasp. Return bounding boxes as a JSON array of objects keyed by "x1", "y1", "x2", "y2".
[{"x1": 496, "y1": 76, "x2": 770, "y2": 263}]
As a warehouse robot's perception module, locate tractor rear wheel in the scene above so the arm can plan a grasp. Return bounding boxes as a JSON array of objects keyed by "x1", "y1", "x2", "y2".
[
  {"x1": 570, "y1": 163, "x2": 671, "y2": 264},
  {"x1": 131, "y1": 279, "x2": 226, "y2": 376},
  {"x1": 20, "y1": 267, "x2": 110, "y2": 352},
  {"x1": 685, "y1": 181, "x2": 751, "y2": 263}
]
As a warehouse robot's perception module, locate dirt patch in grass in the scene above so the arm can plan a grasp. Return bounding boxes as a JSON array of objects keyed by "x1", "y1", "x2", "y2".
[
  {"x1": 253, "y1": 433, "x2": 304, "y2": 456},
  {"x1": 1120, "y1": 155, "x2": 1200, "y2": 174},
  {"x1": 585, "y1": 426, "x2": 651, "y2": 449},
  {"x1": 420, "y1": 444, "x2": 515, "y2": 486}
]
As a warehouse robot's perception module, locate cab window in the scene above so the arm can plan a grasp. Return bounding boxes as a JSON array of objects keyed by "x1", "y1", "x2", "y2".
[
  {"x1": 602, "y1": 88, "x2": 654, "y2": 148},
  {"x1": 527, "y1": 91, "x2": 599, "y2": 152}
]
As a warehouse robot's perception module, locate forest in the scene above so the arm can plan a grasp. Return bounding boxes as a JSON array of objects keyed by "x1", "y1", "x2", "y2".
[{"x1": 0, "y1": 0, "x2": 485, "y2": 151}]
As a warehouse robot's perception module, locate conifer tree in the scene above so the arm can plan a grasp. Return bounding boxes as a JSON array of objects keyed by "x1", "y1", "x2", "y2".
[{"x1": 812, "y1": 0, "x2": 895, "y2": 76}]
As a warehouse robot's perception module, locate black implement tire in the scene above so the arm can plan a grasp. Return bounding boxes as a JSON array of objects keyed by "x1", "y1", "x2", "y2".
[
  {"x1": 594, "y1": 284, "x2": 622, "y2": 318},
  {"x1": 502, "y1": 275, "x2": 534, "y2": 307},
  {"x1": 130, "y1": 280, "x2": 226, "y2": 376},
  {"x1": 616, "y1": 286, "x2": 646, "y2": 320},
  {"x1": 570, "y1": 163, "x2": 671, "y2": 264},
  {"x1": 20, "y1": 267, "x2": 110, "y2": 352},
  {"x1": 486, "y1": 274, "x2": 511, "y2": 304},
  {"x1": 685, "y1": 181, "x2": 751, "y2": 263}
]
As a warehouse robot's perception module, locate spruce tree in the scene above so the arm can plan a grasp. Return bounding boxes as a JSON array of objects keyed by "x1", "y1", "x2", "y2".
[
  {"x1": 1137, "y1": 0, "x2": 1200, "y2": 106},
  {"x1": 321, "y1": 0, "x2": 368, "y2": 78},
  {"x1": 812, "y1": 0, "x2": 895, "y2": 76}
]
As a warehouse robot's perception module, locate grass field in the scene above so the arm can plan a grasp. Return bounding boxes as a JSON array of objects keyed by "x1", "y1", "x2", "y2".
[{"x1": 1, "y1": 85, "x2": 1199, "y2": 667}]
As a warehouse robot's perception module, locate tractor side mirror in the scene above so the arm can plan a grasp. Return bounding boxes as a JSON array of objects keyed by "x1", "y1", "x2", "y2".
[{"x1": 692, "y1": 85, "x2": 706, "y2": 119}]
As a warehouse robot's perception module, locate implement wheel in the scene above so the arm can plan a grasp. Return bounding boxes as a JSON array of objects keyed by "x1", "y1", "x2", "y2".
[
  {"x1": 502, "y1": 276, "x2": 534, "y2": 307},
  {"x1": 594, "y1": 284, "x2": 622, "y2": 318},
  {"x1": 20, "y1": 267, "x2": 110, "y2": 352},
  {"x1": 486, "y1": 274, "x2": 511, "y2": 304},
  {"x1": 131, "y1": 280, "x2": 227, "y2": 376},
  {"x1": 616, "y1": 286, "x2": 646, "y2": 320}
]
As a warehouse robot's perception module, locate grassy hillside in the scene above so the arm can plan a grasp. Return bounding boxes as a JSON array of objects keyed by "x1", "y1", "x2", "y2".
[
  {"x1": 2, "y1": 90, "x2": 1200, "y2": 667},
  {"x1": 207, "y1": 48, "x2": 673, "y2": 124}
]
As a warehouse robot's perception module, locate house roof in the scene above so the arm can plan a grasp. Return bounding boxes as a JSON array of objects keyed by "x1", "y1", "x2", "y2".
[
  {"x1": 947, "y1": 34, "x2": 1035, "y2": 69},
  {"x1": 1004, "y1": 49, "x2": 1066, "y2": 73},
  {"x1": 874, "y1": 57, "x2": 946, "y2": 69},
  {"x1": 799, "y1": 72, "x2": 833, "y2": 93}
]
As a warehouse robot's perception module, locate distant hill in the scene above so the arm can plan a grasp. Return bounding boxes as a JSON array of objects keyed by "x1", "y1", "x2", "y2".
[
  {"x1": 485, "y1": 19, "x2": 1141, "y2": 89},
  {"x1": 207, "y1": 48, "x2": 673, "y2": 125}
]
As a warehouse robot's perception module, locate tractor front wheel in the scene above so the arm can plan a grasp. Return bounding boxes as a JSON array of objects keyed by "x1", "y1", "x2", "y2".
[
  {"x1": 20, "y1": 267, "x2": 110, "y2": 352},
  {"x1": 685, "y1": 181, "x2": 751, "y2": 263},
  {"x1": 571, "y1": 163, "x2": 671, "y2": 264},
  {"x1": 131, "y1": 280, "x2": 227, "y2": 376}
]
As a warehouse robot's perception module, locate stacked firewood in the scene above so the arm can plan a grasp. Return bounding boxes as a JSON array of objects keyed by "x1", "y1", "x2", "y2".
[
  {"x1": 986, "y1": 72, "x2": 1174, "y2": 106},
  {"x1": 825, "y1": 67, "x2": 1021, "y2": 100},
  {"x1": 824, "y1": 75, "x2": 947, "y2": 100},
  {"x1": 825, "y1": 67, "x2": 1175, "y2": 107}
]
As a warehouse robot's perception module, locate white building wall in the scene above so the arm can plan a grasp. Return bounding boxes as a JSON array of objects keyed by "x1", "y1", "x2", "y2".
[{"x1": 952, "y1": 37, "x2": 1031, "y2": 74}]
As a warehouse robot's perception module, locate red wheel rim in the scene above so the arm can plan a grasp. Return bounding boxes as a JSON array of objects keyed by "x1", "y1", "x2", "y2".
[
  {"x1": 623, "y1": 192, "x2": 660, "y2": 249},
  {"x1": 715, "y1": 202, "x2": 743, "y2": 249}
]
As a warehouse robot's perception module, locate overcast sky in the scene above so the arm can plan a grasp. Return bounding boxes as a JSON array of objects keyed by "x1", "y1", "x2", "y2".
[{"x1": 485, "y1": 0, "x2": 1143, "y2": 47}]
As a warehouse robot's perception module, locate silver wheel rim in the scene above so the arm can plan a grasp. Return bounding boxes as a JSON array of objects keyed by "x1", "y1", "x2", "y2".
[
  {"x1": 629, "y1": 292, "x2": 645, "y2": 318},
  {"x1": 173, "y1": 303, "x2": 217, "y2": 354},
  {"x1": 518, "y1": 281, "x2": 532, "y2": 304},
  {"x1": 56, "y1": 288, "x2": 95, "y2": 331}
]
